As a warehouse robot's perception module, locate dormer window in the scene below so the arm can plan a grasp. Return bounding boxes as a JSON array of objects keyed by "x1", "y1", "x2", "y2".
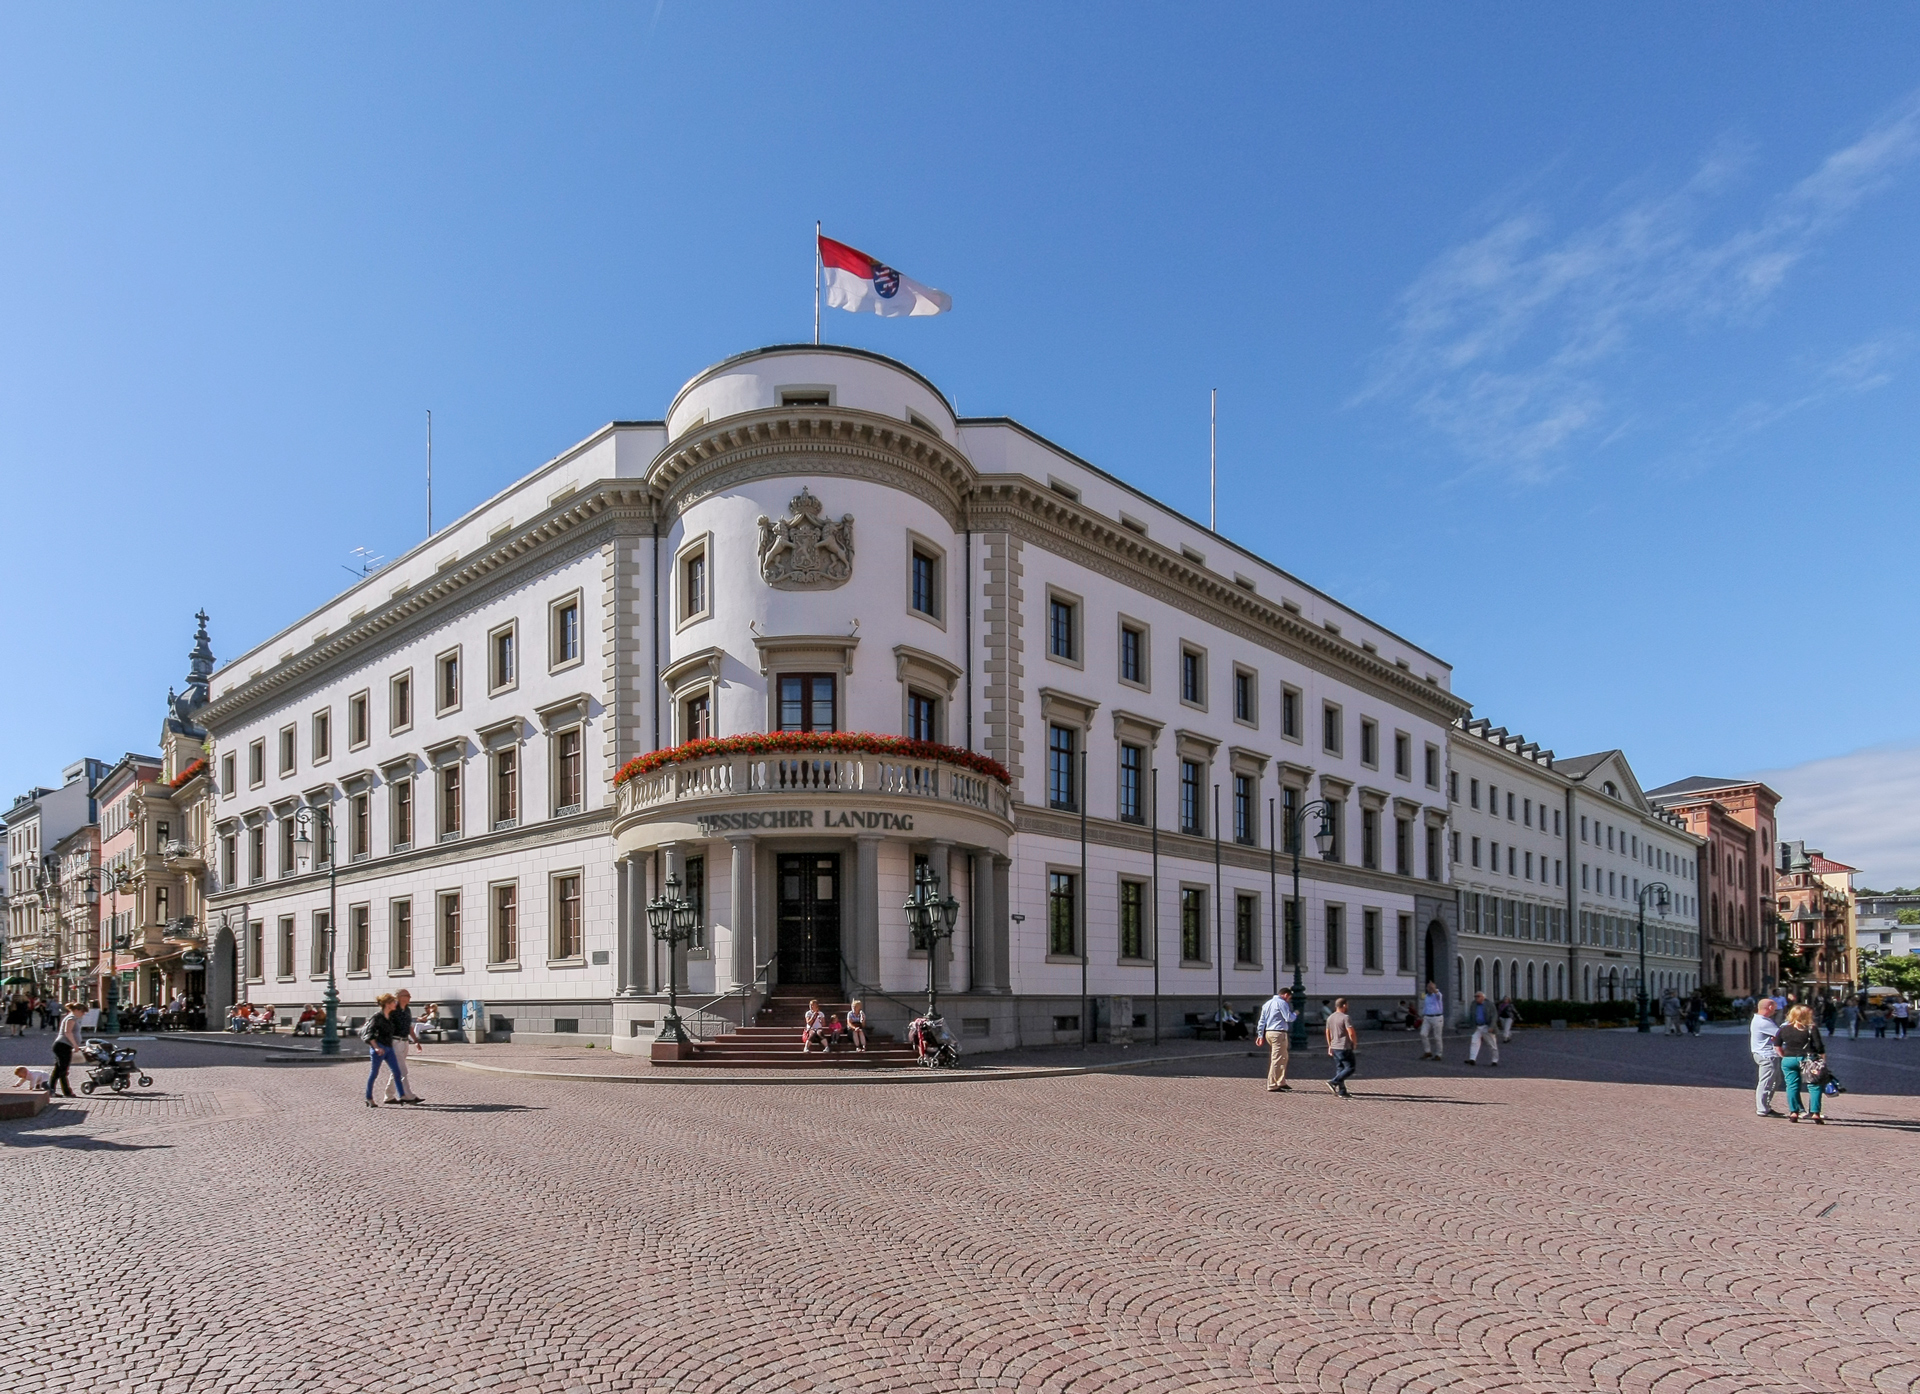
[{"x1": 780, "y1": 387, "x2": 831, "y2": 407}]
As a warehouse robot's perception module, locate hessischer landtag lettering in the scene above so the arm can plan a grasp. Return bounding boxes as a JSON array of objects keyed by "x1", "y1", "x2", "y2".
[{"x1": 692, "y1": 808, "x2": 915, "y2": 836}]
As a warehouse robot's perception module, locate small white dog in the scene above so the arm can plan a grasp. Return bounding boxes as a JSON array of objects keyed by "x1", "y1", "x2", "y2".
[{"x1": 12, "y1": 1066, "x2": 50, "y2": 1090}]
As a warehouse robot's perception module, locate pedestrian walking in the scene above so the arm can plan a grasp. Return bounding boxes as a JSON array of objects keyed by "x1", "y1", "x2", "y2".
[
  {"x1": 1497, "y1": 996, "x2": 1518, "y2": 1042},
  {"x1": 362, "y1": 994, "x2": 404, "y2": 1109},
  {"x1": 1777, "y1": 1004, "x2": 1828, "y2": 1124},
  {"x1": 1891, "y1": 998, "x2": 1911, "y2": 1039},
  {"x1": 48, "y1": 1002, "x2": 81, "y2": 1098},
  {"x1": 1821, "y1": 997, "x2": 1838, "y2": 1035},
  {"x1": 1254, "y1": 988, "x2": 1296, "y2": 1092},
  {"x1": 1418, "y1": 981, "x2": 1445, "y2": 1059},
  {"x1": 1841, "y1": 997, "x2": 1860, "y2": 1039},
  {"x1": 1686, "y1": 993, "x2": 1704, "y2": 1036},
  {"x1": 381, "y1": 989, "x2": 425, "y2": 1104},
  {"x1": 1465, "y1": 992, "x2": 1500, "y2": 1066},
  {"x1": 1660, "y1": 991, "x2": 1682, "y2": 1035},
  {"x1": 1750, "y1": 998, "x2": 1783, "y2": 1118},
  {"x1": 5, "y1": 997, "x2": 25, "y2": 1038},
  {"x1": 1325, "y1": 996, "x2": 1358, "y2": 1098}
]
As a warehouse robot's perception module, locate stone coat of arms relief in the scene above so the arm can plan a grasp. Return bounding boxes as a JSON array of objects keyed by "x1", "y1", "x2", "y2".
[{"x1": 756, "y1": 488, "x2": 855, "y2": 589}]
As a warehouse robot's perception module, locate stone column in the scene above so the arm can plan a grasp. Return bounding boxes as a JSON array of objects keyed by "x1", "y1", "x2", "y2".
[
  {"x1": 853, "y1": 834, "x2": 883, "y2": 992},
  {"x1": 728, "y1": 836, "x2": 756, "y2": 991},
  {"x1": 971, "y1": 852, "x2": 995, "y2": 993},
  {"x1": 615, "y1": 854, "x2": 635, "y2": 997},
  {"x1": 985, "y1": 854, "x2": 1012, "y2": 992}
]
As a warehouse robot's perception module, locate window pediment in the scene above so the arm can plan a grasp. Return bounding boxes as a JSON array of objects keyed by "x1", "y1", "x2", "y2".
[
  {"x1": 1357, "y1": 785, "x2": 1389, "y2": 811},
  {"x1": 1228, "y1": 745, "x2": 1270, "y2": 776},
  {"x1": 535, "y1": 693, "x2": 592, "y2": 732},
  {"x1": 1277, "y1": 761, "x2": 1314, "y2": 789},
  {"x1": 753, "y1": 633, "x2": 858, "y2": 677},
  {"x1": 1039, "y1": 686, "x2": 1100, "y2": 727},
  {"x1": 893, "y1": 643, "x2": 963, "y2": 697},
  {"x1": 662, "y1": 647, "x2": 723, "y2": 695},
  {"x1": 1110, "y1": 708, "x2": 1163, "y2": 746},
  {"x1": 425, "y1": 736, "x2": 467, "y2": 768},
  {"x1": 476, "y1": 717, "x2": 525, "y2": 752}
]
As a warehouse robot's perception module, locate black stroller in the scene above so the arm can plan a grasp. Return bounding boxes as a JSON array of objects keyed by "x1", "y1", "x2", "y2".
[
  {"x1": 907, "y1": 1014, "x2": 961, "y2": 1069},
  {"x1": 79, "y1": 1039, "x2": 153, "y2": 1094}
]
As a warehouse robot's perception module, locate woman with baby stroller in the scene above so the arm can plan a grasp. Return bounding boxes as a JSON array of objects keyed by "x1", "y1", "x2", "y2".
[{"x1": 907, "y1": 1013, "x2": 961, "y2": 1068}]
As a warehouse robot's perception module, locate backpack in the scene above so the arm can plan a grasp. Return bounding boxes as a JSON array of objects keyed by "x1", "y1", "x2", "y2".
[{"x1": 358, "y1": 1016, "x2": 379, "y2": 1043}]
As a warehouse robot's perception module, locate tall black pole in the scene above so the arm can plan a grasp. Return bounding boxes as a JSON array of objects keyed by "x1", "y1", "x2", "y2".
[
  {"x1": 321, "y1": 811, "x2": 340, "y2": 1056},
  {"x1": 1287, "y1": 800, "x2": 1312, "y2": 1050},
  {"x1": 1080, "y1": 747, "x2": 1088, "y2": 1048},
  {"x1": 1150, "y1": 766, "x2": 1160, "y2": 1047},
  {"x1": 1636, "y1": 890, "x2": 1649, "y2": 1033},
  {"x1": 1212, "y1": 783, "x2": 1223, "y2": 1022},
  {"x1": 1268, "y1": 798, "x2": 1278, "y2": 997}
]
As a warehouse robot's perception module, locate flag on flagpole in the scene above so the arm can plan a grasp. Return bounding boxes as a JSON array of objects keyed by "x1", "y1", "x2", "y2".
[{"x1": 818, "y1": 234, "x2": 952, "y2": 317}]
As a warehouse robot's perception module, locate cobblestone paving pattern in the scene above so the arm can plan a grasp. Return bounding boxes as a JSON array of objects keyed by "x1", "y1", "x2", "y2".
[{"x1": 2, "y1": 1028, "x2": 1916, "y2": 1394}]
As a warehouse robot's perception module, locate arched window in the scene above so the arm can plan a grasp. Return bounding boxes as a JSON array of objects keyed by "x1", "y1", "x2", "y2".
[
  {"x1": 1491, "y1": 960, "x2": 1500, "y2": 997},
  {"x1": 1583, "y1": 964, "x2": 1592, "y2": 1001},
  {"x1": 1455, "y1": 955, "x2": 1464, "y2": 1003},
  {"x1": 1527, "y1": 961, "x2": 1536, "y2": 998},
  {"x1": 1474, "y1": 957, "x2": 1485, "y2": 992},
  {"x1": 1556, "y1": 963, "x2": 1566, "y2": 999},
  {"x1": 1714, "y1": 952, "x2": 1723, "y2": 984}
]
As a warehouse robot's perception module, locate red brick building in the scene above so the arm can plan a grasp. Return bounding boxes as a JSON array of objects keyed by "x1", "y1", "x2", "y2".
[{"x1": 1647, "y1": 777, "x2": 1781, "y2": 996}]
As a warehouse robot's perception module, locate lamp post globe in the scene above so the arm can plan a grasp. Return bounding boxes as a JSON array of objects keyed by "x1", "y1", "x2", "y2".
[{"x1": 649, "y1": 873, "x2": 693, "y2": 1046}]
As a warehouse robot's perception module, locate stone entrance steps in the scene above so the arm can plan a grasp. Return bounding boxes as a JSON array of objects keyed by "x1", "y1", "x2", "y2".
[{"x1": 659, "y1": 992, "x2": 920, "y2": 1069}]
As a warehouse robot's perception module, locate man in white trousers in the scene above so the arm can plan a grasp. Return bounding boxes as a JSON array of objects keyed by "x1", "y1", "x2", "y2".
[
  {"x1": 1254, "y1": 988, "x2": 1297, "y2": 1092},
  {"x1": 383, "y1": 988, "x2": 425, "y2": 1104},
  {"x1": 1465, "y1": 991, "x2": 1500, "y2": 1066},
  {"x1": 1419, "y1": 980, "x2": 1446, "y2": 1060}
]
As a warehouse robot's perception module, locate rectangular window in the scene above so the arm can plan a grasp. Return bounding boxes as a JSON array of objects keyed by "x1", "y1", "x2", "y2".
[
  {"x1": 1118, "y1": 744, "x2": 1143, "y2": 824},
  {"x1": 278, "y1": 726, "x2": 296, "y2": 777},
  {"x1": 682, "y1": 548, "x2": 709, "y2": 622},
  {"x1": 1397, "y1": 913, "x2": 1412, "y2": 973},
  {"x1": 1322, "y1": 703, "x2": 1342, "y2": 755},
  {"x1": 437, "y1": 651, "x2": 460, "y2": 713},
  {"x1": 1469, "y1": 778, "x2": 1480, "y2": 810},
  {"x1": 1283, "y1": 897, "x2": 1301, "y2": 966},
  {"x1": 1363, "y1": 908, "x2": 1382, "y2": 972},
  {"x1": 1048, "y1": 725, "x2": 1078, "y2": 812},
  {"x1": 1395, "y1": 818, "x2": 1411, "y2": 876},
  {"x1": 1360, "y1": 719, "x2": 1378, "y2": 768},
  {"x1": 1233, "y1": 669, "x2": 1253, "y2": 723},
  {"x1": 279, "y1": 817, "x2": 296, "y2": 877},
  {"x1": 1425, "y1": 744, "x2": 1440, "y2": 788},
  {"x1": 222, "y1": 751, "x2": 237, "y2": 795},
  {"x1": 1119, "y1": 625, "x2": 1143, "y2": 684},
  {"x1": 391, "y1": 672, "x2": 413, "y2": 731},
  {"x1": 439, "y1": 763, "x2": 462, "y2": 839},
  {"x1": 311, "y1": 909, "x2": 331, "y2": 977},
  {"x1": 1281, "y1": 687, "x2": 1300, "y2": 739},
  {"x1": 1048, "y1": 596, "x2": 1076, "y2": 660},
  {"x1": 682, "y1": 691, "x2": 712, "y2": 743},
  {"x1": 390, "y1": 899, "x2": 413, "y2": 972},
  {"x1": 348, "y1": 693, "x2": 369, "y2": 748},
  {"x1": 220, "y1": 831, "x2": 237, "y2": 887},
  {"x1": 554, "y1": 729, "x2": 583, "y2": 814},
  {"x1": 348, "y1": 904, "x2": 370, "y2": 974},
  {"x1": 1325, "y1": 904, "x2": 1345, "y2": 969},
  {"x1": 777, "y1": 674, "x2": 836, "y2": 732},
  {"x1": 312, "y1": 710, "x2": 331, "y2": 763},
  {"x1": 1180, "y1": 648, "x2": 1204, "y2": 706},
  {"x1": 489, "y1": 626, "x2": 517, "y2": 692},
  {"x1": 490, "y1": 883, "x2": 518, "y2": 964},
  {"x1": 907, "y1": 692, "x2": 938, "y2": 743},
  {"x1": 1118, "y1": 880, "x2": 1146, "y2": 959},
  {"x1": 1394, "y1": 732, "x2": 1410, "y2": 778},
  {"x1": 1180, "y1": 886, "x2": 1206, "y2": 961},
  {"x1": 248, "y1": 921, "x2": 264, "y2": 981},
  {"x1": 436, "y1": 892, "x2": 461, "y2": 968},
  {"x1": 492, "y1": 749, "x2": 519, "y2": 829},
  {"x1": 552, "y1": 874, "x2": 582, "y2": 960},
  {"x1": 1361, "y1": 807, "x2": 1379, "y2": 869},
  {"x1": 1282, "y1": 786, "x2": 1300, "y2": 853},
  {"x1": 1235, "y1": 893, "x2": 1258, "y2": 965},
  {"x1": 682, "y1": 855, "x2": 706, "y2": 950},
  {"x1": 910, "y1": 549, "x2": 938, "y2": 617},
  {"x1": 1048, "y1": 871, "x2": 1078, "y2": 957},
  {"x1": 277, "y1": 915, "x2": 294, "y2": 978},
  {"x1": 1179, "y1": 759, "x2": 1204, "y2": 836},
  {"x1": 391, "y1": 778, "x2": 412, "y2": 850},
  {"x1": 1233, "y1": 773, "x2": 1255, "y2": 845},
  {"x1": 350, "y1": 792, "x2": 370, "y2": 860},
  {"x1": 551, "y1": 596, "x2": 581, "y2": 668},
  {"x1": 1323, "y1": 801, "x2": 1344, "y2": 862},
  {"x1": 249, "y1": 825, "x2": 265, "y2": 882},
  {"x1": 1427, "y1": 825, "x2": 1441, "y2": 881}
]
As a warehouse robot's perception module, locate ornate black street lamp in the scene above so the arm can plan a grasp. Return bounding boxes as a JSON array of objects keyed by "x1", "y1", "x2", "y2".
[
  {"x1": 647, "y1": 872, "x2": 700, "y2": 1045},
  {"x1": 81, "y1": 864, "x2": 135, "y2": 1034},
  {"x1": 292, "y1": 806, "x2": 341, "y2": 1056},
  {"x1": 1633, "y1": 880, "x2": 1670, "y2": 1034},
  {"x1": 1283, "y1": 798, "x2": 1338, "y2": 1050},
  {"x1": 903, "y1": 861, "x2": 961, "y2": 1022}
]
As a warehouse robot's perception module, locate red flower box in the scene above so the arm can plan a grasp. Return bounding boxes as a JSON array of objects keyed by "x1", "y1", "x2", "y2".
[
  {"x1": 614, "y1": 732, "x2": 1011, "y2": 789},
  {"x1": 167, "y1": 757, "x2": 208, "y2": 790}
]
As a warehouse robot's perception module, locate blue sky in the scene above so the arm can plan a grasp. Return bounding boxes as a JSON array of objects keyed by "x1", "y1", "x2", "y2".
[{"x1": 4, "y1": 6, "x2": 1917, "y2": 881}]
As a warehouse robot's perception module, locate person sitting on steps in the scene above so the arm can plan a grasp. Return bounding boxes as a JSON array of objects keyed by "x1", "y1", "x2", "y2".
[
  {"x1": 801, "y1": 1000, "x2": 828, "y2": 1053},
  {"x1": 846, "y1": 1000, "x2": 868, "y2": 1053}
]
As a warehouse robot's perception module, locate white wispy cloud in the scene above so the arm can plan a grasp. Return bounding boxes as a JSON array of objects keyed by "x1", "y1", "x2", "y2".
[
  {"x1": 1751, "y1": 743, "x2": 1920, "y2": 891},
  {"x1": 1360, "y1": 91, "x2": 1920, "y2": 478}
]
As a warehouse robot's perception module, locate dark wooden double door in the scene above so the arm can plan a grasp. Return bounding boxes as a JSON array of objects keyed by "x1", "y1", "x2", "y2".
[{"x1": 776, "y1": 853, "x2": 842, "y2": 987}]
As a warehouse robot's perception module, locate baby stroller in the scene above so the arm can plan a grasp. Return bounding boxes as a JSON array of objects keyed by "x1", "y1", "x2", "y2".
[
  {"x1": 907, "y1": 1014, "x2": 961, "y2": 1069},
  {"x1": 79, "y1": 1039, "x2": 153, "y2": 1094}
]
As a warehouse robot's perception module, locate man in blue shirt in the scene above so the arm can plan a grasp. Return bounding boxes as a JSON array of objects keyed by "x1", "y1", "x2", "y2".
[
  {"x1": 1465, "y1": 991, "x2": 1499, "y2": 1066},
  {"x1": 1419, "y1": 981, "x2": 1446, "y2": 1060},
  {"x1": 1254, "y1": 988, "x2": 1297, "y2": 1092}
]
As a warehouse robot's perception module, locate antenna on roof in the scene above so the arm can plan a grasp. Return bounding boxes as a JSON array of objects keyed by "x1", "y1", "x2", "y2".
[
  {"x1": 426, "y1": 409, "x2": 433, "y2": 539},
  {"x1": 1209, "y1": 387, "x2": 1217, "y2": 531}
]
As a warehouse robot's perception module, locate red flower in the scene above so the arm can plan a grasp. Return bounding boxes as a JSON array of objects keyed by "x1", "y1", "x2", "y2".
[
  {"x1": 613, "y1": 732, "x2": 1011, "y2": 788},
  {"x1": 167, "y1": 758, "x2": 208, "y2": 790}
]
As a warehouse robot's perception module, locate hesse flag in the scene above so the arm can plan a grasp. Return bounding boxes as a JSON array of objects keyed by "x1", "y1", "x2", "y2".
[{"x1": 819, "y1": 234, "x2": 952, "y2": 317}]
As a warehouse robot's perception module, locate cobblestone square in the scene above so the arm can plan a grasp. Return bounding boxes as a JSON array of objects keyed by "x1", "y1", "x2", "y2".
[{"x1": 3, "y1": 1026, "x2": 1917, "y2": 1394}]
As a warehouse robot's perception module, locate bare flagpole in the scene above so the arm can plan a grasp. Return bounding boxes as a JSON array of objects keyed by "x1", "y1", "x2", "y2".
[
  {"x1": 1209, "y1": 387, "x2": 1217, "y2": 531},
  {"x1": 814, "y1": 221, "x2": 822, "y2": 345},
  {"x1": 426, "y1": 409, "x2": 433, "y2": 539}
]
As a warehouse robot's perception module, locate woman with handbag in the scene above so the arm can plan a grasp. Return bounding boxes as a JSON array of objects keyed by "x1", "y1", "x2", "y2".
[{"x1": 1777, "y1": 1004, "x2": 1828, "y2": 1124}]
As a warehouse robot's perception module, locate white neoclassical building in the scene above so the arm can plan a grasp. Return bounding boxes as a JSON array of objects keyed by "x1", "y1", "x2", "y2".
[
  {"x1": 1449, "y1": 716, "x2": 1704, "y2": 1012},
  {"x1": 202, "y1": 346, "x2": 1470, "y2": 1051}
]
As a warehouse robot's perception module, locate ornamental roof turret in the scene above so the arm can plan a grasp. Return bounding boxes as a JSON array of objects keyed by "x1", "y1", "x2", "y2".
[{"x1": 167, "y1": 610, "x2": 215, "y2": 735}]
